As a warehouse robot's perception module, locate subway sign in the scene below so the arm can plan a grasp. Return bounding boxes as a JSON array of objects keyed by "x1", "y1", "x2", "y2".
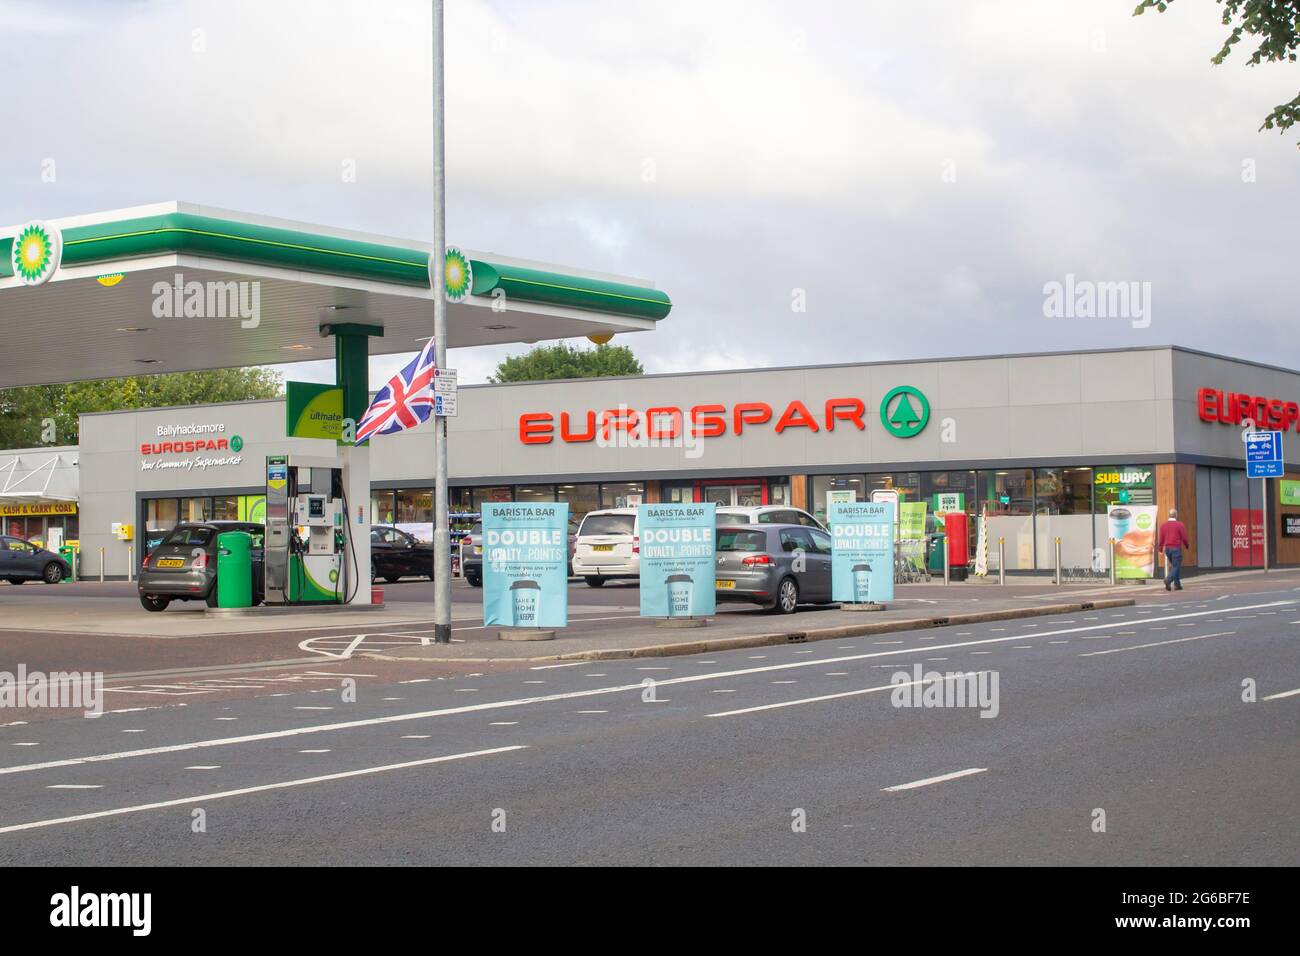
[
  {"x1": 520, "y1": 388, "x2": 931, "y2": 445},
  {"x1": 1197, "y1": 388, "x2": 1299, "y2": 431}
]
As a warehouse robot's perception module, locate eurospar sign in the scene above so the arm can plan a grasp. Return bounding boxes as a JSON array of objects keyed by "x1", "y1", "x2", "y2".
[
  {"x1": 1198, "y1": 387, "x2": 1300, "y2": 432},
  {"x1": 519, "y1": 389, "x2": 931, "y2": 445},
  {"x1": 139, "y1": 422, "x2": 244, "y2": 472}
]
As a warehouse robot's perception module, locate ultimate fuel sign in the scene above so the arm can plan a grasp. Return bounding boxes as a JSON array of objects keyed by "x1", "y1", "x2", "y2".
[
  {"x1": 481, "y1": 502, "x2": 569, "y2": 629},
  {"x1": 638, "y1": 502, "x2": 716, "y2": 619},
  {"x1": 829, "y1": 500, "x2": 896, "y2": 604}
]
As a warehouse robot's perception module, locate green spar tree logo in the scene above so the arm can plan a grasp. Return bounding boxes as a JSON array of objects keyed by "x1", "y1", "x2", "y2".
[
  {"x1": 880, "y1": 386, "x2": 930, "y2": 438},
  {"x1": 229, "y1": 435, "x2": 243, "y2": 452}
]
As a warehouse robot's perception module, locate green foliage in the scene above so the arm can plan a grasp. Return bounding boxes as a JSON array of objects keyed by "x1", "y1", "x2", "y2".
[
  {"x1": 489, "y1": 342, "x2": 644, "y2": 383},
  {"x1": 0, "y1": 368, "x2": 283, "y2": 449},
  {"x1": 1134, "y1": 0, "x2": 1300, "y2": 140}
]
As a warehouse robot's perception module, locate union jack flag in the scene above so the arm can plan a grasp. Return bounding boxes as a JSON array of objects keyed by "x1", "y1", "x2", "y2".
[{"x1": 354, "y1": 338, "x2": 437, "y2": 445}]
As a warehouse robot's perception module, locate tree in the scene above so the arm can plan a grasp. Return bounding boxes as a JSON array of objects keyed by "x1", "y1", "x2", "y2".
[
  {"x1": 1134, "y1": 0, "x2": 1300, "y2": 142},
  {"x1": 0, "y1": 367, "x2": 283, "y2": 449},
  {"x1": 489, "y1": 342, "x2": 644, "y2": 383}
]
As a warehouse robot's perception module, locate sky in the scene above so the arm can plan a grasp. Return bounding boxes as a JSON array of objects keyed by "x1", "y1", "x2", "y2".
[{"x1": 1, "y1": 0, "x2": 1296, "y2": 388}]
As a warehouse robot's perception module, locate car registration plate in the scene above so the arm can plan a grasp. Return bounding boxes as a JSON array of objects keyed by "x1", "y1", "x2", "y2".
[
  {"x1": 591, "y1": 545, "x2": 614, "y2": 552},
  {"x1": 156, "y1": 559, "x2": 185, "y2": 568},
  {"x1": 716, "y1": 579, "x2": 736, "y2": 589}
]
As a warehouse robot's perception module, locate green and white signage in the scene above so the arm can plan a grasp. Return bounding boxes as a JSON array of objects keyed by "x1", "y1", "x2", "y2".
[
  {"x1": 10, "y1": 221, "x2": 62, "y2": 286},
  {"x1": 442, "y1": 247, "x2": 473, "y2": 302},
  {"x1": 286, "y1": 381, "x2": 345, "y2": 442},
  {"x1": 880, "y1": 385, "x2": 929, "y2": 438},
  {"x1": 1280, "y1": 479, "x2": 1300, "y2": 507}
]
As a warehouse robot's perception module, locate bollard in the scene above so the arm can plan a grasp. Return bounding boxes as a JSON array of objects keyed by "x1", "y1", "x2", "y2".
[
  {"x1": 1108, "y1": 537, "x2": 1116, "y2": 586},
  {"x1": 98, "y1": 547, "x2": 105, "y2": 583},
  {"x1": 943, "y1": 537, "x2": 950, "y2": 585},
  {"x1": 998, "y1": 537, "x2": 1005, "y2": 586},
  {"x1": 1054, "y1": 536, "x2": 1061, "y2": 586},
  {"x1": 127, "y1": 545, "x2": 134, "y2": 583}
]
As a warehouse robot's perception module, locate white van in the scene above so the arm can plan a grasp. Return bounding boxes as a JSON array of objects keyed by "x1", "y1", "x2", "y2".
[{"x1": 572, "y1": 507, "x2": 640, "y2": 587}]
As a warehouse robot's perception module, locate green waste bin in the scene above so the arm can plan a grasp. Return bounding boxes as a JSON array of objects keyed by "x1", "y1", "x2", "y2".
[
  {"x1": 58, "y1": 545, "x2": 77, "y2": 582},
  {"x1": 927, "y1": 533, "x2": 946, "y2": 574},
  {"x1": 216, "y1": 531, "x2": 253, "y2": 609}
]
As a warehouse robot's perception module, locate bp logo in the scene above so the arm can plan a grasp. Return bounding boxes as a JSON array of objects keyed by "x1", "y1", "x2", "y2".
[
  {"x1": 229, "y1": 435, "x2": 244, "y2": 452},
  {"x1": 442, "y1": 246, "x2": 472, "y2": 302},
  {"x1": 328, "y1": 568, "x2": 339, "y2": 584},
  {"x1": 10, "y1": 221, "x2": 62, "y2": 286},
  {"x1": 880, "y1": 385, "x2": 930, "y2": 438}
]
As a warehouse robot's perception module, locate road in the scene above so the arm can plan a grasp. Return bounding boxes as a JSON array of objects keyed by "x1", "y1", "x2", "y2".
[{"x1": 0, "y1": 584, "x2": 1296, "y2": 865}]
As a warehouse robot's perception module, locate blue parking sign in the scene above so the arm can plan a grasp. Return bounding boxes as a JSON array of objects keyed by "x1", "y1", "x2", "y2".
[{"x1": 1245, "y1": 431, "x2": 1284, "y2": 478}]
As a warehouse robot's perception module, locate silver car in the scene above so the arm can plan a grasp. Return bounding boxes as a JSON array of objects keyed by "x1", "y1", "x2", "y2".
[{"x1": 714, "y1": 523, "x2": 835, "y2": 614}]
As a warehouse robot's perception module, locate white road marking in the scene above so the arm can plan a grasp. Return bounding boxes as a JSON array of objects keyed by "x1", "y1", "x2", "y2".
[
  {"x1": 711, "y1": 689, "x2": 736, "y2": 694},
  {"x1": 0, "y1": 746, "x2": 527, "y2": 835},
  {"x1": 401, "y1": 735, "x2": 431, "y2": 739},
  {"x1": 574, "y1": 710, "x2": 607, "y2": 715},
  {"x1": 1014, "y1": 645, "x2": 1034, "y2": 649},
  {"x1": 882, "y1": 767, "x2": 988, "y2": 792},
  {"x1": 294, "y1": 706, "x2": 333, "y2": 711},
  {"x1": 530, "y1": 662, "x2": 587, "y2": 670},
  {"x1": 185, "y1": 766, "x2": 220, "y2": 770},
  {"x1": 299, "y1": 749, "x2": 331, "y2": 754},
  {"x1": 708, "y1": 675, "x2": 989, "y2": 718},
  {"x1": 12, "y1": 743, "x2": 38, "y2": 747},
  {"x1": 1079, "y1": 631, "x2": 1235, "y2": 657},
  {"x1": 1261, "y1": 687, "x2": 1300, "y2": 701},
  {"x1": 3, "y1": 601, "x2": 1288, "y2": 779},
  {"x1": 46, "y1": 784, "x2": 102, "y2": 790},
  {"x1": 489, "y1": 721, "x2": 519, "y2": 726},
  {"x1": 121, "y1": 729, "x2": 145, "y2": 734}
]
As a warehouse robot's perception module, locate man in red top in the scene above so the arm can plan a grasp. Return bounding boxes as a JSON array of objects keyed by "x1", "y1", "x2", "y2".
[{"x1": 1158, "y1": 508, "x2": 1191, "y2": 591}]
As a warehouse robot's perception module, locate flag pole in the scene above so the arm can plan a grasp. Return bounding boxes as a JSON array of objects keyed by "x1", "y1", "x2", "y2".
[{"x1": 431, "y1": 0, "x2": 451, "y2": 644}]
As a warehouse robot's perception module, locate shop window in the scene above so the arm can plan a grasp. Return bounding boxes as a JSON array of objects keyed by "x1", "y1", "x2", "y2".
[
  {"x1": 1035, "y1": 468, "x2": 1094, "y2": 570},
  {"x1": 514, "y1": 485, "x2": 556, "y2": 503},
  {"x1": 558, "y1": 483, "x2": 600, "y2": 521},
  {"x1": 471, "y1": 487, "x2": 512, "y2": 511},
  {"x1": 397, "y1": 490, "x2": 433, "y2": 523},
  {"x1": 212, "y1": 496, "x2": 239, "y2": 521},
  {"x1": 600, "y1": 482, "x2": 644, "y2": 508},
  {"x1": 372, "y1": 490, "x2": 397, "y2": 525},
  {"x1": 662, "y1": 482, "x2": 694, "y2": 504},
  {"x1": 809, "y1": 475, "x2": 868, "y2": 523},
  {"x1": 181, "y1": 497, "x2": 211, "y2": 523}
]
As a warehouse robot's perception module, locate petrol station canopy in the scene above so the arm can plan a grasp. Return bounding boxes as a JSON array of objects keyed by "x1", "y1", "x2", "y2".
[{"x1": 0, "y1": 201, "x2": 672, "y2": 388}]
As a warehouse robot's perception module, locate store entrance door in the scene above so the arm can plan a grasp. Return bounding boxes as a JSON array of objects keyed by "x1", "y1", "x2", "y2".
[{"x1": 697, "y1": 480, "x2": 767, "y2": 506}]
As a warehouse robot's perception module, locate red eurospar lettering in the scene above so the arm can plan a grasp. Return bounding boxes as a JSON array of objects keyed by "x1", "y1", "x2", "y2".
[
  {"x1": 1197, "y1": 388, "x2": 1299, "y2": 432},
  {"x1": 140, "y1": 439, "x2": 230, "y2": 455},
  {"x1": 518, "y1": 398, "x2": 868, "y2": 445}
]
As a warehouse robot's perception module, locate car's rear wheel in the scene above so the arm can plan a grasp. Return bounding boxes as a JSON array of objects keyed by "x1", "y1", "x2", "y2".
[
  {"x1": 140, "y1": 594, "x2": 170, "y2": 612},
  {"x1": 770, "y1": 577, "x2": 799, "y2": 614},
  {"x1": 42, "y1": 562, "x2": 64, "y2": 584},
  {"x1": 585, "y1": 576, "x2": 606, "y2": 587},
  {"x1": 466, "y1": 574, "x2": 481, "y2": 588}
]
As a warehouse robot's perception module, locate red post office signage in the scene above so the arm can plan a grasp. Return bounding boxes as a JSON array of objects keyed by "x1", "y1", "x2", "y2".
[{"x1": 1197, "y1": 388, "x2": 1299, "y2": 432}]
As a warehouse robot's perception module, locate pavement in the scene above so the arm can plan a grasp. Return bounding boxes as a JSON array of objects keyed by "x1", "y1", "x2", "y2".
[{"x1": 0, "y1": 577, "x2": 1296, "y2": 865}]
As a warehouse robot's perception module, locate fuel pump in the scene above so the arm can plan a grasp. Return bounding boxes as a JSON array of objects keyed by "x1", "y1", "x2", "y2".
[{"x1": 264, "y1": 454, "x2": 348, "y2": 604}]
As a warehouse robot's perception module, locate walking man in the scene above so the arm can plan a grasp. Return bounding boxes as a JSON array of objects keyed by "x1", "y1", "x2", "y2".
[{"x1": 1158, "y1": 508, "x2": 1190, "y2": 591}]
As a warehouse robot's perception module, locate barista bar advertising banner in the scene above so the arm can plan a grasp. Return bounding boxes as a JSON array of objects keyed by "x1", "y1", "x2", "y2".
[
  {"x1": 482, "y1": 502, "x2": 569, "y2": 628},
  {"x1": 638, "y1": 502, "x2": 716, "y2": 618},
  {"x1": 830, "y1": 500, "x2": 896, "y2": 603},
  {"x1": 1107, "y1": 504, "x2": 1157, "y2": 579}
]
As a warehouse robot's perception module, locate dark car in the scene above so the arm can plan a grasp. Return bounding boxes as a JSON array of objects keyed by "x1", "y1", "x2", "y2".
[
  {"x1": 370, "y1": 525, "x2": 434, "y2": 583},
  {"x1": 1, "y1": 536, "x2": 72, "y2": 585},
  {"x1": 138, "y1": 521, "x2": 264, "y2": 612},
  {"x1": 713, "y1": 523, "x2": 835, "y2": 614},
  {"x1": 461, "y1": 519, "x2": 576, "y2": 588}
]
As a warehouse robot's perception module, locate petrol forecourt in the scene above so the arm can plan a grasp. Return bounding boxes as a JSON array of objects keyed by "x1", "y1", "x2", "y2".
[{"x1": 0, "y1": 201, "x2": 672, "y2": 605}]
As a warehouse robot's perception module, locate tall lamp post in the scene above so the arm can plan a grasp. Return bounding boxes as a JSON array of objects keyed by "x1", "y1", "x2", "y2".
[{"x1": 431, "y1": 0, "x2": 451, "y2": 643}]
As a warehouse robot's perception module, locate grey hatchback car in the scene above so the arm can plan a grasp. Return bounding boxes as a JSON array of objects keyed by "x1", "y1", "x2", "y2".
[
  {"x1": 138, "y1": 521, "x2": 264, "y2": 611},
  {"x1": 713, "y1": 523, "x2": 835, "y2": 614}
]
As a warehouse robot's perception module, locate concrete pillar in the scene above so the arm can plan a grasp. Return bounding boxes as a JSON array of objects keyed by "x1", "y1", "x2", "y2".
[{"x1": 341, "y1": 442, "x2": 371, "y2": 605}]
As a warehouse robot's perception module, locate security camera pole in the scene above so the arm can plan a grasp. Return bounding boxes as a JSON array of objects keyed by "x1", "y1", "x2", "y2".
[{"x1": 431, "y1": 0, "x2": 451, "y2": 644}]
